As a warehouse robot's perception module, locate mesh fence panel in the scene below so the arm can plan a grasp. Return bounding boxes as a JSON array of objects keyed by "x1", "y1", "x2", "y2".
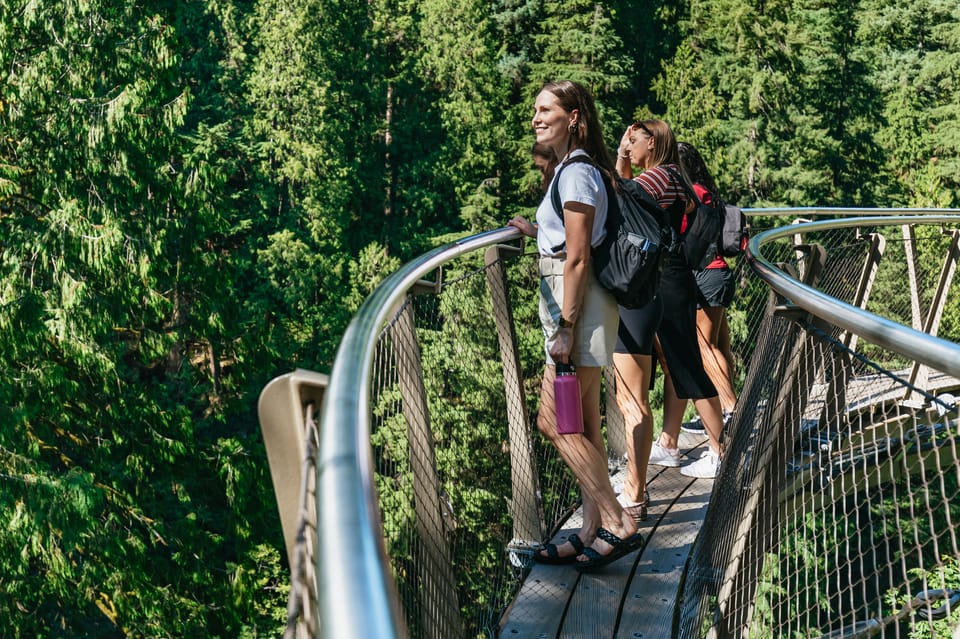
[
  {"x1": 367, "y1": 249, "x2": 580, "y2": 638},
  {"x1": 295, "y1": 217, "x2": 959, "y2": 638},
  {"x1": 281, "y1": 402, "x2": 320, "y2": 639},
  {"x1": 680, "y1": 221, "x2": 960, "y2": 638}
]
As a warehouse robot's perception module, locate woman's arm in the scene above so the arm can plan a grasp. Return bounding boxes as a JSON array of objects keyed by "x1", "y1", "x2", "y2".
[
  {"x1": 616, "y1": 127, "x2": 633, "y2": 179},
  {"x1": 550, "y1": 201, "x2": 594, "y2": 363}
]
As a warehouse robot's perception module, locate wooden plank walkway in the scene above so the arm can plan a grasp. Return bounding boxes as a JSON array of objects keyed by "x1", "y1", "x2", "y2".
[
  {"x1": 499, "y1": 431, "x2": 715, "y2": 639},
  {"x1": 497, "y1": 372, "x2": 960, "y2": 638},
  {"x1": 814, "y1": 369, "x2": 959, "y2": 417}
]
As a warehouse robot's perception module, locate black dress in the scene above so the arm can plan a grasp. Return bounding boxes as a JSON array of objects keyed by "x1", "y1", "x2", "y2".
[{"x1": 656, "y1": 252, "x2": 717, "y2": 399}]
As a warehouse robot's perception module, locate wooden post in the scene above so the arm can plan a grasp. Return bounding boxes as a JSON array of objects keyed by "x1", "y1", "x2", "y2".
[
  {"x1": 815, "y1": 232, "x2": 884, "y2": 432},
  {"x1": 394, "y1": 300, "x2": 463, "y2": 638},
  {"x1": 257, "y1": 369, "x2": 328, "y2": 639},
  {"x1": 484, "y1": 243, "x2": 545, "y2": 550},
  {"x1": 903, "y1": 224, "x2": 923, "y2": 333},
  {"x1": 842, "y1": 232, "x2": 886, "y2": 352},
  {"x1": 904, "y1": 228, "x2": 960, "y2": 404},
  {"x1": 791, "y1": 218, "x2": 815, "y2": 281}
]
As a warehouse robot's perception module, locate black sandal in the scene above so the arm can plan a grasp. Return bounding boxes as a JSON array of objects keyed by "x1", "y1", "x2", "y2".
[
  {"x1": 574, "y1": 527, "x2": 643, "y2": 572},
  {"x1": 533, "y1": 533, "x2": 585, "y2": 565}
]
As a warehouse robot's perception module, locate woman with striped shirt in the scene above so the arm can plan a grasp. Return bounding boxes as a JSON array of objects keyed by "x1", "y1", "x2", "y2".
[{"x1": 612, "y1": 120, "x2": 725, "y2": 521}]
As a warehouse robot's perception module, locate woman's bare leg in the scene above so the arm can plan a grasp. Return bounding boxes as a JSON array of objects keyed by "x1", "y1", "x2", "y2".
[
  {"x1": 659, "y1": 372, "x2": 723, "y2": 457},
  {"x1": 692, "y1": 395, "x2": 725, "y2": 455},
  {"x1": 659, "y1": 369, "x2": 685, "y2": 449},
  {"x1": 613, "y1": 352, "x2": 654, "y2": 503},
  {"x1": 535, "y1": 365, "x2": 637, "y2": 560},
  {"x1": 717, "y1": 314, "x2": 737, "y2": 412},
  {"x1": 696, "y1": 306, "x2": 737, "y2": 413}
]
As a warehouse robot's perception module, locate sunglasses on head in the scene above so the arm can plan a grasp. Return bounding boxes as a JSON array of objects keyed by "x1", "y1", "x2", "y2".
[{"x1": 635, "y1": 121, "x2": 654, "y2": 137}]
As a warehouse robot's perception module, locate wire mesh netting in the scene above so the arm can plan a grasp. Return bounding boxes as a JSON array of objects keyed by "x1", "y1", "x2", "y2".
[
  {"x1": 274, "y1": 215, "x2": 960, "y2": 638},
  {"x1": 367, "y1": 248, "x2": 583, "y2": 638},
  {"x1": 680, "y1": 220, "x2": 960, "y2": 638},
  {"x1": 281, "y1": 403, "x2": 319, "y2": 639}
]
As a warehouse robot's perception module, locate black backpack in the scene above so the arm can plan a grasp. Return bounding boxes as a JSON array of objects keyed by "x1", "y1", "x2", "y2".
[
  {"x1": 550, "y1": 155, "x2": 671, "y2": 308},
  {"x1": 717, "y1": 198, "x2": 748, "y2": 258},
  {"x1": 665, "y1": 167, "x2": 723, "y2": 271}
]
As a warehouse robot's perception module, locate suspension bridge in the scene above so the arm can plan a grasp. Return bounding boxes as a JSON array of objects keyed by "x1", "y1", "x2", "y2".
[{"x1": 259, "y1": 211, "x2": 960, "y2": 638}]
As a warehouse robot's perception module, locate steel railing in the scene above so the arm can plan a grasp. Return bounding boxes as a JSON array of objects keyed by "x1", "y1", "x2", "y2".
[{"x1": 261, "y1": 209, "x2": 960, "y2": 638}]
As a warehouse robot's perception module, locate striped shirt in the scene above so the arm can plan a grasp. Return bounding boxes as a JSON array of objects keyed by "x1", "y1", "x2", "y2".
[{"x1": 634, "y1": 163, "x2": 690, "y2": 233}]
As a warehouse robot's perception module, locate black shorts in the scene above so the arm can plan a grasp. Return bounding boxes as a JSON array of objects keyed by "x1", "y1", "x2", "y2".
[
  {"x1": 695, "y1": 267, "x2": 736, "y2": 308},
  {"x1": 615, "y1": 295, "x2": 663, "y2": 355}
]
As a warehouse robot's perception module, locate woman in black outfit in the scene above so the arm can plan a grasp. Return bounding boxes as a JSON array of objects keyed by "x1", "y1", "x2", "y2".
[{"x1": 612, "y1": 121, "x2": 725, "y2": 503}]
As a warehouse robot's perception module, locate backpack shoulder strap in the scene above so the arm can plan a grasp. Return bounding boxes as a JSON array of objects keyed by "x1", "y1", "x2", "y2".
[
  {"x1": 661, "y1": 165, "x2": 699, "y2": 205},
  {"x1": 550, "y1": 154, "x2": 596, "y2": 221}
]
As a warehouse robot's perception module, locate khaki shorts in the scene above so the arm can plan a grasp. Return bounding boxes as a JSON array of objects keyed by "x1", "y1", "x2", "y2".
[{"x1": 539, "y1": 255, "x2": 618, "y2": 367}]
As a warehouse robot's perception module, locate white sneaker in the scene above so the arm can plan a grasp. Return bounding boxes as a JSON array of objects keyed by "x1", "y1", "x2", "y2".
[
  {"x1": 681, "y1": 449, "x2": 720, "y2": 478},
  {"x1": 648, "y1": 441, "x2": 681, "y2": 467}
]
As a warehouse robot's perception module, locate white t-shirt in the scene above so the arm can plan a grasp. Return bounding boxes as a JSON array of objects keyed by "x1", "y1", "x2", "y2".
[{"x1": 535, "y1": 149, "x2": 609, "y2": 257}]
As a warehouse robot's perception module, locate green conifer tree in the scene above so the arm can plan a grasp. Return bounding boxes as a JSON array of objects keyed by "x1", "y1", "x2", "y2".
[
  {"x1": 528, "y1": 0, "x2": 632, "y2": 130},
  {"x1": 859, "y1": 0, "x2": 960, "y2": 206},
  {"x1": 658, "y1": 0, "x2": 885, "y2": 206},
  {"x1": 0, "y1": 0, "x2": 286, "y2": 634}
]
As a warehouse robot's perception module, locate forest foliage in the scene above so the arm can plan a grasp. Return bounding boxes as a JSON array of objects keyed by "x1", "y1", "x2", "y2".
[{"x1": 1, "y1": 0, "x2": 959, "y2": 635}]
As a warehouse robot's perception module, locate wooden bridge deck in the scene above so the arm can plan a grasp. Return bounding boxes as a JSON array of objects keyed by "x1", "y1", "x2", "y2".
[
  {"x1": 499, "y1": 431, "x2": 714, "y2": 639},
  {"x1": 496, "y1": 371, "x2": 960, "y2": 638}
]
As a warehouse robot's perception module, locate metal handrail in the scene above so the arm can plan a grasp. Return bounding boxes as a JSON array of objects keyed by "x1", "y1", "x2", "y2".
[
  {"x1": 746, "y1": 215, "x2": 960, "y2": 379},
  {"x1": 316, "y1": 227, "x2": 525, "y2": 639},
  {"x1": 313, "y1": 210, "x2": 960, "y2": 638},
  {"x1": 747, "y1": 207, "x2": 960, "y2": 217}
]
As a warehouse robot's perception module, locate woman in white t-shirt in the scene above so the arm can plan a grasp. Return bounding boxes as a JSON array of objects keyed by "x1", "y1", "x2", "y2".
[{"x1": 508, "y1": 80, "x2": 641, "y2": 571}]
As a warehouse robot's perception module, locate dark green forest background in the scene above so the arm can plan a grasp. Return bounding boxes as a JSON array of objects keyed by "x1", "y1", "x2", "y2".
[{"x1": 1, "y1": 0, "x2": 959, "y2": 635}]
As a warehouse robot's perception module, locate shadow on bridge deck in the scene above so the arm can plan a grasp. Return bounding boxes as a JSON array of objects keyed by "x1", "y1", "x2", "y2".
[{"x1": 500, "y1": 431, "x2": 714, "y2": 638}]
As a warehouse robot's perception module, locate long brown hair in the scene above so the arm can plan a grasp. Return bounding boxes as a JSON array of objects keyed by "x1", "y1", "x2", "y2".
[
  {"x1": 540, "y1": 80, "x2": 617, "y2": 190},
  {"x1": 634, "y1": 119, "x2": 682, "y2": 170}
]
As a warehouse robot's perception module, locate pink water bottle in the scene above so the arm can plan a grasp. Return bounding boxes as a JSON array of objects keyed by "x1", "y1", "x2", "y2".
[{"x1": 555, "y1": 362, "x2": 584, "y2": 435}]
